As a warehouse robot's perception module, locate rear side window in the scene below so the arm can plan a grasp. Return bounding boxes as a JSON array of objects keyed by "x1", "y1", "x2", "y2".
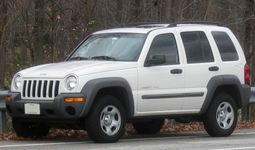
[
  {"x1": 212, "y1": 31, "x2": 238, "y2": 61},
  {"x1": 146, "y1": 33, "x2": 179, "y2": 65},
  {"x1": 181, "y1": 31, "x2": 214, "y2": 64}
]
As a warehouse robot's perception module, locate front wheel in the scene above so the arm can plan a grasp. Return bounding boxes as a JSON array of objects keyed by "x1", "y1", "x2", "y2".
[
  {"x1": 203, "y1": 93, "x2": 237, "y2": 137},
  {"x1": 85, "y1": 95, "x2": 126, "y2": 143}
]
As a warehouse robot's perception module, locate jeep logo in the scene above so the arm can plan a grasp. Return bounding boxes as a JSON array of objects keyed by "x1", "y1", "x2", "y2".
[{"x1": 40, "y1": 73, "x2": 47, "y2": 76}]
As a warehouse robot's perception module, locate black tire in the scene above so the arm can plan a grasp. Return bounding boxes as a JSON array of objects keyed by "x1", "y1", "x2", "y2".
[
  {"x1": 133, "y1": 119, "x2": 164, "y2": 134},
  {"x1": 12, "y1": 120, "x2": 50, "y2": 138},
  {"x1": 85, "y1": 95, "x2": 126, "y2": 143},
  {"x1": 203, "y1": 93, "x2": 238, "y2": 137}
]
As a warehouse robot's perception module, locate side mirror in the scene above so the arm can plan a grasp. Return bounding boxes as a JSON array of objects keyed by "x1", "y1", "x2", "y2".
[{"x1": 145, "y1": 55, "x2": 166, "y2": 66}]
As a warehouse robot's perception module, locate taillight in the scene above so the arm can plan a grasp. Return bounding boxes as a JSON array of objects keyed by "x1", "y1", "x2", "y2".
[{"x1": 244, "y1": 64, "x2": 251, "y2": 85}]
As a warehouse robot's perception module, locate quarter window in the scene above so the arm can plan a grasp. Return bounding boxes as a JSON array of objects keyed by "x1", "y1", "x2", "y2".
[
  {"x1": 212, "y1": 31, "x2": 239, "y2": 61},
  {"x1": 181, "y1": 31, "x2": 214, "y2": 63},
  {"x1": 146, "y1": 33, "x2": 179, "y2": 66}
]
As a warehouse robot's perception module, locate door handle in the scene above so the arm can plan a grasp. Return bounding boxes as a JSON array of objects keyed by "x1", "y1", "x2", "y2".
[
  {"x1": 209, "y1": 66, "x2": 219, "y2": 71},
  {"x1": 170, "y1": 69, "x2": 183, "y2": 74}
]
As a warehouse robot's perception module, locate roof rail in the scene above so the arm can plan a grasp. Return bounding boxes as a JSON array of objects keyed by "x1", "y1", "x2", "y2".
[
  {"x1": 168, "y1": 21, "x2": 224, "y2": 27},
  {"x1": 119, "y1": 22, "x2": 169, "y2": 28},
  {"x1": 117, "y1": 21, "x2": 224, "y2": 28}
]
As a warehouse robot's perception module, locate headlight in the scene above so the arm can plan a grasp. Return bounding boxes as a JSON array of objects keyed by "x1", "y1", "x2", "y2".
[
  {"x1": 65, "y1": 75, "x2": 77, "y2": 91},
  {"x1": 13, "y1": 74, "x2": 22, "y2": 90}
]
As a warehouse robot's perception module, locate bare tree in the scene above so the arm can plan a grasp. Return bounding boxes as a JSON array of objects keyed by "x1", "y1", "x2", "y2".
[{"x1": 0, "y1": 0, "x2": 8, "y2": 88}]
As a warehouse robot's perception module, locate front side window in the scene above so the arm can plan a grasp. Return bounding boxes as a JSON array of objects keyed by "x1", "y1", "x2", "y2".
[
  {"x1": 146, "y1": 33, "x2": 179, "y2": 66},
  {"x1": 212, "y1": 31, "x2": 239, "y2": 61},
  {"x1": 181, "y1": 31, "x2": 214, "y2": 64},
  {"x1": 68, "y1": 33, "x2": 146, "y2": 61}
]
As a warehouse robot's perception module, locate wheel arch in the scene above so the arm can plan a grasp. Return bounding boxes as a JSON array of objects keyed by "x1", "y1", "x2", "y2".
[
  {"x1": 200, "y1": 75, "x2": 247, "y2": 114},
  {"x1": 80, "y1": 77, "x2": 134, "y2": 118}
]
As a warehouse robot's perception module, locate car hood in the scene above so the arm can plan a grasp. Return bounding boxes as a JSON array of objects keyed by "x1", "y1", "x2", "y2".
[{"x1": 19, "y1": 61, "x2": 137, "y2": 78}]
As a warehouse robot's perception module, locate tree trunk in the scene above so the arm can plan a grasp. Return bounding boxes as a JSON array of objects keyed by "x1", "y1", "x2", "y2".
[
  {"x1": 0, "y1": 0, "x2": 8, "y2": 88},
  {"x1": 242, "y1": 0, "x2": 254, "y2": 120},
  {"x1": 32, "y1": 0, "x2": 46, "y2": 65},
  {"x1": 116, "y1": 0, "x2": 123, "y2": 23}
]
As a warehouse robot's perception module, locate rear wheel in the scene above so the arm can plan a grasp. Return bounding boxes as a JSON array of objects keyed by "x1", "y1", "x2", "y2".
[
  {"x1": 12, "y1": 120, "x2": 50, "y2": 138},
  {"x1": 133, "y1": 119, "x2": 164, "y2": 134},
  {"x1": 86, "y1": 95, "x2": 126, "y2": 143},
  {"x1": 203, "y1": 93, "x2": 237, "y2": 137}
]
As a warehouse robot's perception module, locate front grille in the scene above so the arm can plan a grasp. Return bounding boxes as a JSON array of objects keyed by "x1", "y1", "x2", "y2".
[{"x1": 22, "y1": 79, "x2": 60, "y2": 100}]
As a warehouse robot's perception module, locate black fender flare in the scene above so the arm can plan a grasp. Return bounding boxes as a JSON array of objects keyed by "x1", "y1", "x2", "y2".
[
  {"x1": 199, "y1": 75, "x2": 250, "y2": 114},
  {"x1": 79, "y1": 77, "x2": 134, "y2": 118}
]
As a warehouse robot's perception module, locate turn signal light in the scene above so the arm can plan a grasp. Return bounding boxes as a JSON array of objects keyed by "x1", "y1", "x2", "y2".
[
  {"x1": 4, "y1": 96, "x2": 12, "y2": 102},
  {"x1": 64, "y1": 97, "x2": 85, "y2": 103}
]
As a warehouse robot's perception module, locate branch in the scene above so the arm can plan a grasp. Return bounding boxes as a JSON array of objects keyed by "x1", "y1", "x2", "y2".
[{"x1": 226, "y1": 16, "x2": 255, "y2": 26}]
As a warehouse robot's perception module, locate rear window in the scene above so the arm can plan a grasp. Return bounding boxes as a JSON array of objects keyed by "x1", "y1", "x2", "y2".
[
  {"x1": 212, "y1": 31, "x2": 239, "y2": 61},
  {"x1": 181, "y1": 31, "x2": 214, "y2": 64}
]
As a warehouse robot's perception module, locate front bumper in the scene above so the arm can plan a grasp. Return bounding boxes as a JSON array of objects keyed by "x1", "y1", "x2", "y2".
[{"x1": 6, "y1": 92, "x2": 86, "y2": 122}]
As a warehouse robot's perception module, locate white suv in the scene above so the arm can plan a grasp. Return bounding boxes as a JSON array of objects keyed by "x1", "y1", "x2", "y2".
[{"x1": 6, "y1": 23, "x2": 251, "y2": 143}]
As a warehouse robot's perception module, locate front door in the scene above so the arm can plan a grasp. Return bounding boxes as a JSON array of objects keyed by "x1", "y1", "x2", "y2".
[{"x1": 137, "y1": 32, "x2": 185, "y2": 115}]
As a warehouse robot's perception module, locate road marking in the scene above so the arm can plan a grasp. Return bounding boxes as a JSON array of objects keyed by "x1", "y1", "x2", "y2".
[
  {"x1": 125, "y1": 130, "x2": 255, "y2": 142},
  {"x1": 0, "y1": 141, "x2": 85, "y2": 148},
  {"x1": 121, "y1": 135, "x2": 201, "y2": 142},
  {"x1": 213, "y1": 146, "x2": 255, "y2": 150},
  {"x1": 233, "y1": 131, "x2": 255, "y2": 135}
]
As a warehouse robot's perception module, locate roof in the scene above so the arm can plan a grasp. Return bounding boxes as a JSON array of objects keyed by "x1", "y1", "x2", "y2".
[{"x1": 93, "y1": 22, "x2": 225, "y2": 34}]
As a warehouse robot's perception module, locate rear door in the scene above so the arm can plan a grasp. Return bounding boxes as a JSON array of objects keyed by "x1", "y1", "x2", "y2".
[{"x1": 179, "y1": 30, "x2": 220, "y2": 111}]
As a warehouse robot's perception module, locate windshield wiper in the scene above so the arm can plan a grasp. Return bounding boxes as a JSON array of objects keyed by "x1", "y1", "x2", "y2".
[
  {"x1": 91, "y1": 56, "x2": 117, "y2": 61},
  {"x1": 69, "y1": 56, "x2": 90, "y2": 61}
]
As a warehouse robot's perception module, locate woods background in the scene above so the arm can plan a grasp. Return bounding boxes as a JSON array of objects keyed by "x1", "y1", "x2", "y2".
[{"x1": 0, "y1": 0, "x2": 255, "y2": 119}]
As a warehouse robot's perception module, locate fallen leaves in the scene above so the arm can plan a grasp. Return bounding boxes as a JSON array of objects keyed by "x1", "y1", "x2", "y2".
[
  {"x1": 161, "y1": 122, "x2": 204, "y2": 133},
  {"x1": 47, "y1": 129, "x2": 87, "y2": 138},
  {"x1": 0, "y1": 131, "x2": 27, "y2": 141}
]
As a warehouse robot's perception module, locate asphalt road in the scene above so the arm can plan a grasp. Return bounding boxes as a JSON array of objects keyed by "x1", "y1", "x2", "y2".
[{"x1": 1, "y1": 129, "x2": 255, "y2": 150}]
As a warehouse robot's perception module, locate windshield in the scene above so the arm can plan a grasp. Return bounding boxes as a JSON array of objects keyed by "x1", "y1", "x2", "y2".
[{"x1": 68, "y1": 33, "x2": 146, "y2": 61}]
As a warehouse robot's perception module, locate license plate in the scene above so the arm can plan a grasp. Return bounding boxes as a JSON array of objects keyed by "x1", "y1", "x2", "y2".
[{"x1": 24, "y1": 103, "x2": 40, "y2": 115}]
